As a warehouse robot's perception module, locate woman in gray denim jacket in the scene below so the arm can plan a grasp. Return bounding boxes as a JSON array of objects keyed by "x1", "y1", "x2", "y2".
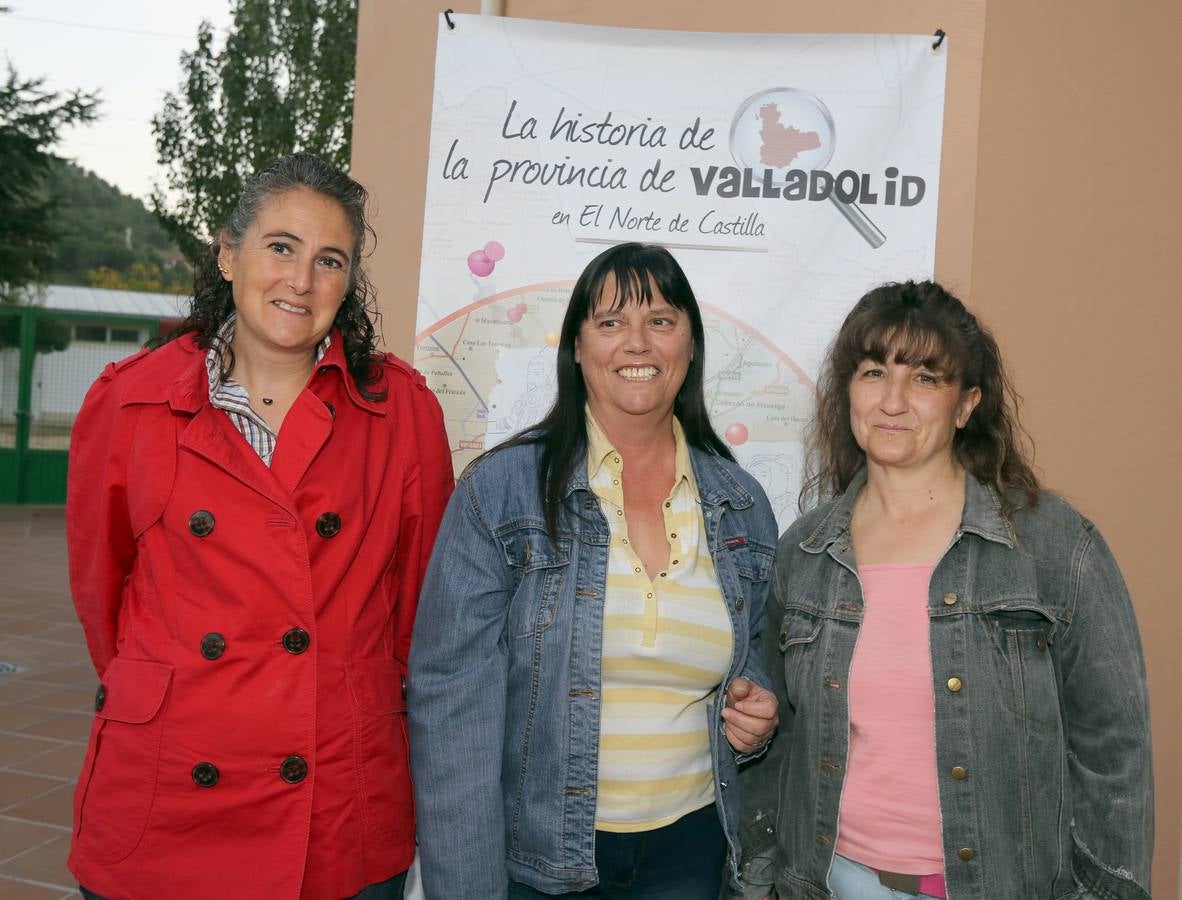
[
  {"x1": 739, "y1": 281, "x2": 1152, "y2": 900},
  {"x1": 409, "y1": 243, "x2": 780, "y2": 898}
]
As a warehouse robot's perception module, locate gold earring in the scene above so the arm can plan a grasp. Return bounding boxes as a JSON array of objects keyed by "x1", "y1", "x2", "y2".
[{"x1": 217, "y1": 264, "x2": 229, "y2": 277}]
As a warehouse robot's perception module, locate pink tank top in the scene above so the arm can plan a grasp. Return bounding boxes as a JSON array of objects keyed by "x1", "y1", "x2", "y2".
[{"x1": 836, "y1": 562, "x2": 944, "y2": 876}]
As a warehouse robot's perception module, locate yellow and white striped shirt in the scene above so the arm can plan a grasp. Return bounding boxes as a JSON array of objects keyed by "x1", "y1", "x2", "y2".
[{"x1": 587, "y1": 414, "x2": 733, "y2": 832}]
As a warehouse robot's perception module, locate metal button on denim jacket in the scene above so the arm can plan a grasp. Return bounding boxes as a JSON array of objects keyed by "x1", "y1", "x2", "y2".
[
  {"x1": 738, "y1": 469, "x2": 1153, "y2": 900},
  {"x1": 409, "y1": 440, "x2": 778, "y2": 899}
]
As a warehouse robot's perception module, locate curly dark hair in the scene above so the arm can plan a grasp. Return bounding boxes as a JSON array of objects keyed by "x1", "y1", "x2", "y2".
[
  {"x1": 163, "y1": 152, "x2": 385, "y2": 400},
  {"x1": 802, "y1": 280, "x2": 1040, "y2": 516}
]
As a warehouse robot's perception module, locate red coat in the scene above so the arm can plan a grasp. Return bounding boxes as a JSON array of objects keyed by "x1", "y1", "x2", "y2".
[{"x1": 66, "y1": 333, "x2": 453, "y2": 899}]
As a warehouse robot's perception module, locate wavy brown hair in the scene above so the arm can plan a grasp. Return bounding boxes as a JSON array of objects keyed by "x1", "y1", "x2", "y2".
[
  {"x1": 161, "y1": 153, "x2": 385, "y2": 400},
  {"x1": 802, "y1": 280, "x2": 1039, "y2": 516}
]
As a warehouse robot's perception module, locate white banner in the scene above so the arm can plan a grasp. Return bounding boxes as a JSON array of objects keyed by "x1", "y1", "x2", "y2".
[{"x1": 414, "y1": 14, "x2": 948, "y2": 526}]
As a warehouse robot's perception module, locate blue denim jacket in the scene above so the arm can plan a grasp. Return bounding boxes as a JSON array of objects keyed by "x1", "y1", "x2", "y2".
[
  {"x1": 739, "y1": 470, "x2": 1153, "y2": 900},
  {"x1": 408, "y1": 439, "x2": 778, "y2": 898}
]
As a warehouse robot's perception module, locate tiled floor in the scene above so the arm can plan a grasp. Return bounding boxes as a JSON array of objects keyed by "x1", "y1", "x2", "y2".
[{"x1": 0, "y1": 507, "x2": 86, "y2": 898}]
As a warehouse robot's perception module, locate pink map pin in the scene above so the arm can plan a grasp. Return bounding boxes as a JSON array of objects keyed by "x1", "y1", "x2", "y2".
[
  {"x1": 724, "y1": 423, "x2": 749, "y2": 446},
  {"x1": 467, "y1": 250, "x2": 494, "y2": 277}
]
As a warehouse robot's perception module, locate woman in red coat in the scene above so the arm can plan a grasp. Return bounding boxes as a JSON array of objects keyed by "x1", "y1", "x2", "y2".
[{"x1": 66, "y1": 153, "x2": 453, "y2": 900}]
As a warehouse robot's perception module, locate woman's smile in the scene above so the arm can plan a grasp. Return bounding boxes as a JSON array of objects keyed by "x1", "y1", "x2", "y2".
[{"x1": 272, "y1": 298, "x2": 312, "y2": 316}]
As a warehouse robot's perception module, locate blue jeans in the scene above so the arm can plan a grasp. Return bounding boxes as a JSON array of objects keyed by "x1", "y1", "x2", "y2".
[
  {"x1": 81, "y1": 871, "x2": 407, "y2": 899},
  {"x1": 508, "y1": 804, "x2": 725, "y2": 898},
  {"x1": 829, "y1": 855, "x2": 941, "y2": 900}
]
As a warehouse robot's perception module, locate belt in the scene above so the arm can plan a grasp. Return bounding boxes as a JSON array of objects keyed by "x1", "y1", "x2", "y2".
[
  {"x1": 876, "y1": 869, "x2": 946, "y2": 898},
  {"x1": 878, "y1": 871, "x2": 922, "y2": 894}
]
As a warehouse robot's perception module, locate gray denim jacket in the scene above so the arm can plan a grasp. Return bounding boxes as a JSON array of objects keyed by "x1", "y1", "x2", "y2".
[
  {"x1": 738, "y1": 470, "x2": 1152, "y2": 900},
  {"x1": 408, "y1": 440, "x2": 778, "y2": 898}
]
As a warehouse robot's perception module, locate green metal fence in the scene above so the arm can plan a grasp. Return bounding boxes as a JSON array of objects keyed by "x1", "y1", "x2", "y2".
[{"x1": 0, "y1": 306, "x2": 160, "y2": 504}]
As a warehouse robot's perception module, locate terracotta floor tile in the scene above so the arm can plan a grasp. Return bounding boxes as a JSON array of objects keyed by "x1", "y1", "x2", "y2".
[
  {"x1": 0, "y1": 817, "x2": 64, "y2": 864},
  {"x1": 8, "y1": 744, "x2": 86, "y2": 781},
  {"x1": 28, "y1": 512, "x2": 65, "y2": 539},
  {"x1": 17, "y1": 715, "x2": 92, "y2": 743},
  {"x1": 0, "y1": 639, "x2": 69, "y2": 668},
  {"x1": 21, "y1": 690, "x2": 94, "y2": 714},
  {"x1": 23, "y1": 667, "x2": 95, "y2": 689},
  {"x1": 0, "y1": 734, "x2": 62, "y2": 769},
  {"x1": 0, "y1": 835, "x2": 73, "y2": 889},
  {"x1": 0, "y1": 621, "x2": 58, "y2": 638},
  {"x1": 0, "y1": 682, "x2": 56, "y2": 705},
  {"x1": 2, "y1": 784, "x2": 75, "y2": 828},
  {"x1": 0, "y1": 604, "x2": 60, "y2": 618},
  {"x1": 0, "y1": 771, "x2": 64, "y2": 810},
  {"x1": 0, "y1": 875, "x2": 74, "y2": 899},
  {"x1": 17, "y1": 645, "x2": 89, "y2": 668},
  {"x1": 34, "y1": 628, "x2": 84, "y2": 645},
  {"x1": 0, "y1": 705, "x2": 60, "y2": 732},
  {"x1": 0, "y1": 520, "x2": 31, "y2": 539}
]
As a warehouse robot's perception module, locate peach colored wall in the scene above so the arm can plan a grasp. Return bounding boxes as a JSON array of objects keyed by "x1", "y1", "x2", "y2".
[
  {"x1": 969, "y1": 2, "x2": 1181, "y2": 895},
  {"x1": 353, "y1": 1, "x2": 1179, "y2": 894}
]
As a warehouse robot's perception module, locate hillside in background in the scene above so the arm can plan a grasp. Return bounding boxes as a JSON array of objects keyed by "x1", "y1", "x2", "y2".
[{"x1": 48, "y1": 160, "x2": 190, "y2": 293}]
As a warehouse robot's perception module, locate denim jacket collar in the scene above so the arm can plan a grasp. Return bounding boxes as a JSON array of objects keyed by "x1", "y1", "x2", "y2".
[
  {"x1": 560, "y1": 441, "x2": 755, "y2": 512},
  {"x1": 799, "y1": 467, "x2": 1015, "y2": 554}
]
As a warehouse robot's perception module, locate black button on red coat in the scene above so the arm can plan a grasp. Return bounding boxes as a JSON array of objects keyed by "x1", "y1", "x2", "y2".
[
  {"x1": 315, "y1": 512, "x2": 341, "y2": 538},
  {"x1": 192, "y1": 762, "x2": 219, "y2": 787},
  {"x1": 282, "y1": 627, "x2": 310, "y2": 655},
  {"x1": 200, "y1": 632, "x2": 226, "y2": 660},
  {"x1": 94, "y1": 684, "x2": 106, "y2": 712},
  {"x1": 280, "y1": 755, "x2": 308, "y2": 784},
  {"x1": 188, "y1": 510, "x2": 215, "y2": 537}
]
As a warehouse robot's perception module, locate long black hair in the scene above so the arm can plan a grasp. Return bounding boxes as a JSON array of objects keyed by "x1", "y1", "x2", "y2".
[
  {"x1": 164, "y1": 152, "x2": 385, "y2": 400},
  {"x1": 803, "y1": 280, "x2": 1040, "y2": 515},
  {"x1": 495, "y1": 242, "x2": 731, "y2": 539}
]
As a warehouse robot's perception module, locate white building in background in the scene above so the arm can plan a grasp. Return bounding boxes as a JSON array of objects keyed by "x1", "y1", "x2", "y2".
[{"x1": 0, "y1": 285, "x2": 187, "y2": 426}]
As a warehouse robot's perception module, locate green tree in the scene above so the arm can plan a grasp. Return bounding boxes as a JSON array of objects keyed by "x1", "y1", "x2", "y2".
[
  {"x1": 0, "y1": 5, "x2": 99, "y2": 353},
  {"x1": 48, "y1": 159, "x2": 190, "y2": 290},
  {"x1": 0, "y1": 67, "x2": 99, "y2": 304},
  {"x1": 152, "y1": 0, "x2": 357, "y2": 262},
  {"x1": 88, "y1": 262, "x2": 187, "y2": 294}
]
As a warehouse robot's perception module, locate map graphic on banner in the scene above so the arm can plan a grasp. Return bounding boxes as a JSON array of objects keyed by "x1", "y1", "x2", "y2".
[{"x1": 415, "y1": 15, "x2": 948, "y2": 527}]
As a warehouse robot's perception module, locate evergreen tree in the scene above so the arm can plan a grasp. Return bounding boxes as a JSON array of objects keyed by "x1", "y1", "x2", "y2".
[
  {"x1": 0, "y1": 4, "x2": 99, "y2": 352},
  {"x1": 152, "y1": 0, "x2": 358, "y2": 262},
  {"x1": 0, "y1": 66, "x2": 99, "y2": 303}
]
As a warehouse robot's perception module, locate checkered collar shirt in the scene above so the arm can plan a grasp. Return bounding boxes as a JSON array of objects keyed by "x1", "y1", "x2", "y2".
[{"x1": 204, "y1": 313, "x2": 331, "y2": 467}]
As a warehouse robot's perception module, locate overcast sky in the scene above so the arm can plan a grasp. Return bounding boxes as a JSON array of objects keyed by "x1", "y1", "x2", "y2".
[{"x1": 2, "y1": 0, "x2": 234, "y2": 202}]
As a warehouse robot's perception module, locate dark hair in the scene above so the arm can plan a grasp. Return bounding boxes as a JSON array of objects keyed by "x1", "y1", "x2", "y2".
[
  {"x1": 802, "y1": 279, "x2": 1039, "y2": 516},
  {"x1": 495, "y1": 242, "x2": 732, "y2": 539},
  {"x1": 164, "y1": 152, "x2": 384, "y2": 400}
]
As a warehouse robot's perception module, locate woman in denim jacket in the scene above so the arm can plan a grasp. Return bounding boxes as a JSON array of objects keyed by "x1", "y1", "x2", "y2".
[
  {"x1": 409, "y1": 243, "x2": 780, "y2": 898},
  {"x1": 739, "y1": 281, "x2": 1152, "y2": 900}
]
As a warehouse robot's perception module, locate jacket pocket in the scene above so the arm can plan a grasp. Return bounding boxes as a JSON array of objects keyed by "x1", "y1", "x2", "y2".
[
  {"x1": 777, "y1": 608, "x2": 823, "y2": 698},
  {"x1": 347, "y1": 658, "x2": 413, "y2": 848},
  {"x1": 497, "y1": 526, "x2": 570, "y2": 637},
  {"x1": 981, "y1": 601, "x2": 1062, "y2": 727},
  {"x1": 348, "y1": 656, "x2": 407, "y2": 714},
  {"x1": 725, "y1": 538, "x2": 774, "y2": 582},
  {"x1": 779, "y1": 608, "x2": 822, "y2": 650},
  {"x1": 75, "y1": 658, "x2": 173, "y2": 864}
]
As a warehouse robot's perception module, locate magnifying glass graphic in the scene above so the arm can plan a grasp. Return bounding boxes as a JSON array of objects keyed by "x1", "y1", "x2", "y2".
[{"x1": 729, "y1": 87, "x2": 886, "y2": 248}]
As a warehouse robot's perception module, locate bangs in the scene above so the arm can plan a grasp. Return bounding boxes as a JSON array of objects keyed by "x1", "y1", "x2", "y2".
[
  {"x1": 588, "y1": 263, "x2": 683, "y2": 316},
  {"x1": 857, "y1": 320, "x2": 964, "y2": 380}
]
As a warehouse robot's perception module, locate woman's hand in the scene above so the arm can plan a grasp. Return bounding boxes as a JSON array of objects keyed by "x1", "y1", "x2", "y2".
[{"x1": 721, "y1": 676, "x2": 778, "y2": 753}]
